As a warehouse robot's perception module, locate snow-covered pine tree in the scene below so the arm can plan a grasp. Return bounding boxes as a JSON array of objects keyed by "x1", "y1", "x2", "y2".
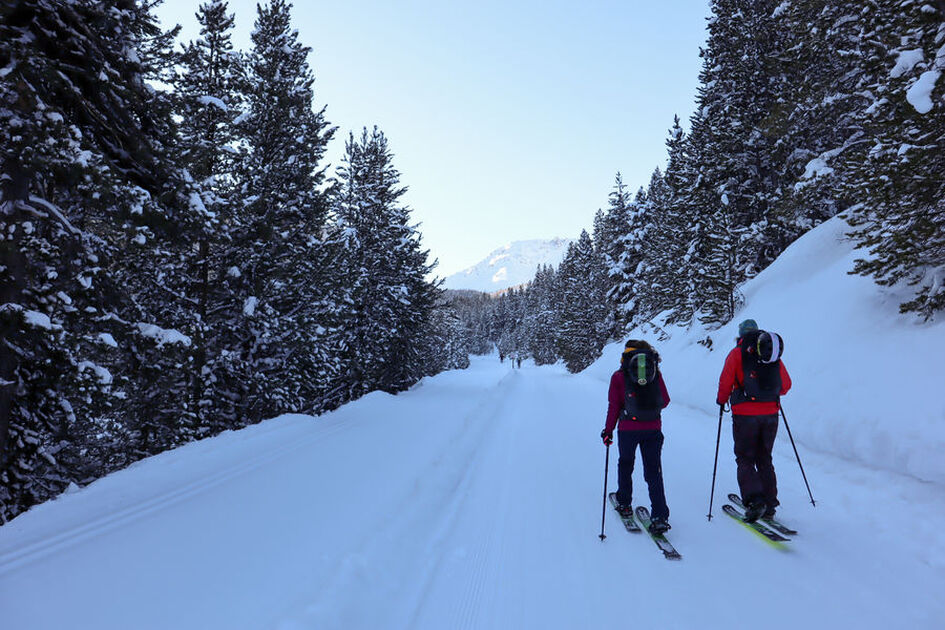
[
  {"x1": 632, "y1": 117, "x2": 691, "y2": 325},
  {"x1": 523, "y1": 265, "x2": 559, "y2": 365},
  {"x1": 555, "y1": 231, "x2": 608, "y2": 372},
  {"x1": 174, "y1": 0, "x2": 245, "y2": 431},
  {"x1": 774, "y1": 1, "x2": 870, "y2": 233},
  {"x1": 590, "y1": 210, "x2": 618, "y2": 340},
  {"x1": 0, "y1": 0, "x2": 208, "y2": 520},
  {"x1": 628, "y1": 167, "x2": 672, "y2": 327},
  {"x1": 842, "y1": 0, "x2": 945, "y2": 318},
  {"x1": 107, "y1": 3, "x2": 214, "y2": 457},
  {"x1": 417, "y1": 302, "x2": 471, "y2": 374},
  {"x1": 596, "y1": 173, "x2": 632, "y2": 328},
  {"x1": 610, "y1": 185, "x2": 664, "y2": 328},
  {"x1": 715, "y1": 0, "x2": 789, "y2": 275},
  {"x1": 510, "y1": 287, "x2": 530, "y2": 360},
  {"x1": 675, "y1": 0, "x2": 784, "y2": 328},
  {"x1": 440, "y1": 290, "x2": 491, "y2": 357},
  {"x1": 696, "y1": 191, "x2": 743, "y2": 327},
  {"x1": 234, "y1": 0, "x2": 336, "y2": 419},
  {"x1": 331, "y1": 127, "x2": 439, "y2": 397},
  {"x1": 666, "y1": 110, "x2": 712, "y2": 326},
  {"x1": 491, "y1": 288, "x2": 523, "y2": 360}
]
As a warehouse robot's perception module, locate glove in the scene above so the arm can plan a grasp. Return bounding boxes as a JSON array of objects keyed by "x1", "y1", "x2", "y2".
[{"x1": 601, "y1": 429, "x2": 613, "y2": 446}]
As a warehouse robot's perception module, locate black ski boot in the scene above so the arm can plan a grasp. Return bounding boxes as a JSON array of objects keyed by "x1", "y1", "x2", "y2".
[
  {"x1": 649, "y1": 516, "x2": 671, "y2": 534},
  {"x1": 743, "y1": 500, "x2": 766, "y2": 523}
]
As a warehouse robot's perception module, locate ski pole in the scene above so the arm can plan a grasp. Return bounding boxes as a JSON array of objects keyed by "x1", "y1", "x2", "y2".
[
  {"x1": 599, "y1": 443, "x2": 610, "y2": 540},
  {"x1": 707, "y1": 404, "x2": 723, "y2": 521},
  {"x1": 780, "y1": 405, "x2": 816, "y2": 506}
]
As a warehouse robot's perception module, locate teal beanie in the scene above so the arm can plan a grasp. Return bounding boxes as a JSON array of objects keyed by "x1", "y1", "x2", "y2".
[{"x1": 738, "y1": 319, "x2": 759, "y2": 338}]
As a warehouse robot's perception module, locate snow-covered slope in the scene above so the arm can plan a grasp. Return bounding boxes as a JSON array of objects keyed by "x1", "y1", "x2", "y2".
[
  {"x1": 588, "y1": 215, "x2": 945, "y2": 485},
  {"x1": 443, "y1": 238, "x2": 573, "y2": 292}
]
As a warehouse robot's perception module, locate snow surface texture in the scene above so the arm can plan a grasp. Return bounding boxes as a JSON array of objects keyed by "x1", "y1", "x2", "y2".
[
  {"x1": 2, "y1": 218, "x2": 944, "y2": 629},
  {"x1": 443, "y1": 238, "x2": 573, "y2": 292}
]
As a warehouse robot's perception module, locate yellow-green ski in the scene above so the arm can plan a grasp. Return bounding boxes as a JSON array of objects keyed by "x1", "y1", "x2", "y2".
[{"x1": 722, "y1": 504, "x2": 791, "y2": 551}]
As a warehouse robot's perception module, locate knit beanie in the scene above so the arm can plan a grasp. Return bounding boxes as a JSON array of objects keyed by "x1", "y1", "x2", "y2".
[{"x1": 738, "y1": 319, "x2": 759, "y2": 338}]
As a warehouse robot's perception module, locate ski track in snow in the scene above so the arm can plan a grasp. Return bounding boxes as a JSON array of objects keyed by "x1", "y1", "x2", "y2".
[
  {"x1": 2, "y1": 357, "x2": 945, "y2": 629},
  {"x1": 0, "y1": 418, "x2": 351, "y2": 575}
]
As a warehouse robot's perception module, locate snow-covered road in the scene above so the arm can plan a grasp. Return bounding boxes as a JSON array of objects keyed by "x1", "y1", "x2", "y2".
[{"x1": 2, "y1": 356, "x2": 944, "y2": 629}]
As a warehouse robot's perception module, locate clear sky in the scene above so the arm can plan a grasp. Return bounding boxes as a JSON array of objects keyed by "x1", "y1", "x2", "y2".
[{"x1": 155, "y1": 1, "x2": 711, "y2": 276}]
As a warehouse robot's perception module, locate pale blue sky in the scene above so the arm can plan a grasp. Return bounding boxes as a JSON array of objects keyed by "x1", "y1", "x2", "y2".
[{"x1": 156, "y1": 1, "x2": 711, "y2": 276}]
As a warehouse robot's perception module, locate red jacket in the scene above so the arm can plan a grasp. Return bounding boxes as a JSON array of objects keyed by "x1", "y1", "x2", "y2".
[
  {"x1": 716, "y1": 342, "x2": 792, "y2": 415},
  {"x1": 605, "y1": 370, "x2": 670, "y2": 433}
]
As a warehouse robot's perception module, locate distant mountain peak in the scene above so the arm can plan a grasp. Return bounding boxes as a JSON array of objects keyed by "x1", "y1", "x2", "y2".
[{"x1": 443, "y1": 238, "x2": 574, "y2": 293}]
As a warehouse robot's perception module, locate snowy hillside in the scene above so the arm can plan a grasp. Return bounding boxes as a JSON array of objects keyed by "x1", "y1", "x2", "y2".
[
  {"x1": 2, "y1": 217, "x2": 944, "y2": 630},
  {"x1": 590, "y1": 215, "x2": 945, "y2": 485},
  {"x1": 443, "y1": 238, "x2": 573, "y2": 292}
]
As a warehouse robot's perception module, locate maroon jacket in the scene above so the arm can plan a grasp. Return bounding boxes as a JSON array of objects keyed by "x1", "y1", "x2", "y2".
[{"x1": 605, "y1": 370, "x2": 670, "y2": 433}]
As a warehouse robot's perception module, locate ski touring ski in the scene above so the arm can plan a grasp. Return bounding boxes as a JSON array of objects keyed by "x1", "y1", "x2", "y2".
[
  {"x1": 727, "y1": 493, "x2": 798, "y2": 536},
  {"x1": 722, "y1": 504, "x2": 791, "y2": 549},
  {"x1": 635, "y1": 506, "x2": 682, "y2": 560},
  {"x1": 608, "y1": 492, "x2": 641, "y2": 533}
]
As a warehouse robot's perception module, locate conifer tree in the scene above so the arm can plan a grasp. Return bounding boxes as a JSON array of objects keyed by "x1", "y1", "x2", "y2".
[
  {"x1": 234, "y1": 0, "x2": 335, "y2": 419},
  {"x1": 630, "y1": 167, "x2": 672, "y2": 325},
  {"x1": 174, "y1": 0, "x2": 244, "y2": 430},
  {"x1": 556, "y1": 231, "x2": 608, "y2": 372},
  {"x1": 523, "y1": 266, "x2": 559, "y2": 365},
  {"x1": 332, "y1": 127, "x2": 439, "y2": 396},
  {"x1": 0, "y1": 0, "x2": 206, "y2": 520},
  {"x1": 775, "y1": 1, "x2": 870, "y2": 232},
  {"x1": 609, "y1": 186, "x2": 659, "y2": 327},
  {"x1": 418, "y1": 303, "x2": 471, "y2": 374},
  {"x1": 842, "y1": 1, "x2": 945, "y2": 318},
  {"x1": 597, "y1": 173, "x2": 632, "y2": 327},
  {"x1": 674, "y1": 0, "x2": 782, "y2": 327}
]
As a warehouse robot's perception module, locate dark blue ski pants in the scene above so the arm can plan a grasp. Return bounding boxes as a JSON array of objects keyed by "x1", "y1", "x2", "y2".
[{"x1": 615, "y1": 429, "x2": 669, "y2": 520}]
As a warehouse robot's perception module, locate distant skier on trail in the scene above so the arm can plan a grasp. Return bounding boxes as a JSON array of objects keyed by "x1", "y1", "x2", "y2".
[
  {"x1": 716, "y1": 319, "x2": 792, "y2": 522},
  {"x1": 601, "y1": 339, "x2": 671, "y2": 533}
]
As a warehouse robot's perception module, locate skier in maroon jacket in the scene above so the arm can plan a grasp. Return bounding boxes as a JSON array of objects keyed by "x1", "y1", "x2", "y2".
[
  {"x1": 601, "y1": 339, "x2": 671, "y2": 533},
  {"x1": 717, "y1": 319, "x2": 792, "y2": 522}
]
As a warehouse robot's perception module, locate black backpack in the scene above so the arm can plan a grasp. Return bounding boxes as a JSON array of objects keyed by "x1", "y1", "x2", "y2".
[
  {"x1": 621, "y1": 349, "x2": 664, "y2": 422},
  {"x1": 735, "y1": 330, "x2": 784, "y2": 404}
]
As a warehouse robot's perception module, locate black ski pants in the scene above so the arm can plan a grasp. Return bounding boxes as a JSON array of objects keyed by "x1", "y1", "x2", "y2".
[
  {"x1": 732, "y1": 413, "x2": 780, "y2": 509},
  {"x1": 615, "y1": 429, "x2": 669, "y2": 520}
]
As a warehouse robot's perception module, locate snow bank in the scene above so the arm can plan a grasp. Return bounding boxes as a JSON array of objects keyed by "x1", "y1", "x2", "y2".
[{"x1": 585, "y1": 216, "x2": 945, "y2": 484}]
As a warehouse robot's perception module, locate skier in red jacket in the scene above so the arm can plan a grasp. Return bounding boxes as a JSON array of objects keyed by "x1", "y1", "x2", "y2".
[
  {"x1": 716, "y1": 319, "x2": 792, "y2": 522},
  {"x1": 601, "y1": 339, "x2": 671, "y2": 533}
]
